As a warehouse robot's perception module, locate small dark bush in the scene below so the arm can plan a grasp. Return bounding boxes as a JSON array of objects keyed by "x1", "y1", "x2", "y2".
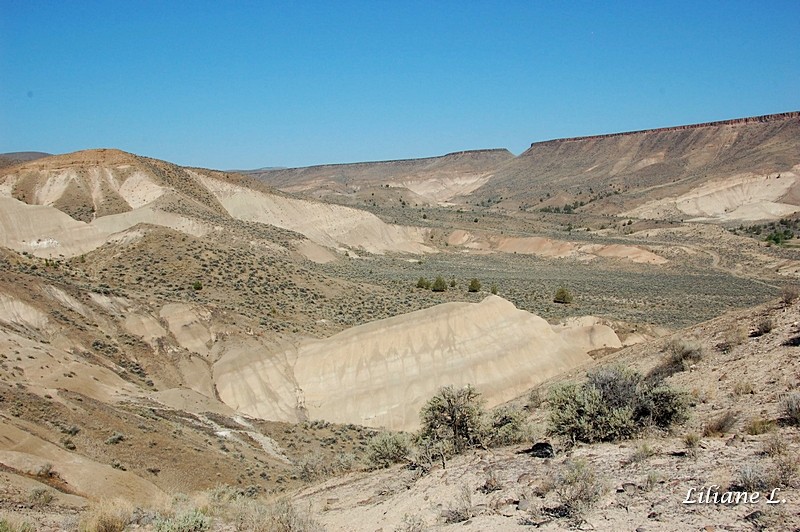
[
  {"x1": 649, "y1": 338, "x2": 703, "y2": 379},
  {"x1": 751, "y1": 317, "x2": 775, "y2": 337},
  {"x1": 553, "y1": 286, "x2": 573, "y2": 304},
  {"x1": 431, "y1": 276, "x2": 447, "y2": 292},
  {"x1": 467, "y1": 278, "x2": 481, "y2": 293},
  {"x1": 105, "y1": 432, "x2": 125, "y2": 445}
]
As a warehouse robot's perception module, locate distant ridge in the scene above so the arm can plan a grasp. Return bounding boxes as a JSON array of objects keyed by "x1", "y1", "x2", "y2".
[
  {"x1": 0, "y1": 151, "x2": 52, "y2": 168},
  {"x1": 532, "y1": 111, "x2": 800, "y2": 147},
  {"x1": 254, "y1": 148, "x2": 512, "y2": 172}
]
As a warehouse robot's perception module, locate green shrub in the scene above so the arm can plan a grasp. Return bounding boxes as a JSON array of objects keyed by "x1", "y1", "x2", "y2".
[
  {"x1": 192, "y1": 281, "x2": 203, "y2": 291},
  {"x1": 419, "y1": 385, "x2": 485, "y2": 454},
  {"x1": 105, "y1": 432, "x2": 125, "y2": 445},
  {"x1": 490, "y1": 282, "x2": 498, "y2": 295},
  {"x1": 431, "y1": 276, "x2": 447, "y2": 292},
  {"x1": 415, "y1": 277, "x2": 431, "y2": 289},
  {"x1": 366, "y1": 432, "x2": 411, "y2": 469},
  {"x1": 547, "y1": 366, "x2": 687, "y2": 443},
  {"x1": 294, "y1": 455, "x2": 330, "y2": 481},
  {"x1": 485, "y1": 406, "x2": 528, "y2": 446},
  {"x1": 553, "y1": 286, "x2": 573, "y2": 304},
  {"x1": 467, "y1": 278, "x2": 481, "y2": 293}
]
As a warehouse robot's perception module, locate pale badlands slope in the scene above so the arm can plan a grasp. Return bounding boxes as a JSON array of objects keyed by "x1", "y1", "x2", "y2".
[
  {"x1": 0, "y1": 151, "x2": 432, "y2": 258},
  {"x1": 216, "y1": 296, "x2": 620, "y2": 431}
]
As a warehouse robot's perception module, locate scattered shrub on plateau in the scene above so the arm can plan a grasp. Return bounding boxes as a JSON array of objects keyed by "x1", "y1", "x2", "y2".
[
  {"x1": 431, "y1": 276, "x2": 447, "y2": 292},
  {"x1": 553, "y1": 286, "x2": 573, "y2": 304}
]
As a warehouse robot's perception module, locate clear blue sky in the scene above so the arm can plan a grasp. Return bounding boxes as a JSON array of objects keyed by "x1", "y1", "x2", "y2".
[{"x1": 1, "y1": 1, "x2": 798, "y2": 169}]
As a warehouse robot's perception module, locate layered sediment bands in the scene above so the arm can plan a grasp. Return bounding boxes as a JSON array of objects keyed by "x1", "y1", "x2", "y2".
[{"x1": 241, "y1": 296, "x2": 618, "y2": 431}]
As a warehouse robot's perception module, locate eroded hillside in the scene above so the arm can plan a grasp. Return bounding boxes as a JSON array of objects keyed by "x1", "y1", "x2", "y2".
[{"x1": 0, "y1": 113, "x2": 799, "y2": 529}]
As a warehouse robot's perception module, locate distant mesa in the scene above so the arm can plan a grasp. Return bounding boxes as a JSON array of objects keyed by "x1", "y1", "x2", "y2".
[{"x1": 529, "y1": 111, "x2": 800, "y2": 147}]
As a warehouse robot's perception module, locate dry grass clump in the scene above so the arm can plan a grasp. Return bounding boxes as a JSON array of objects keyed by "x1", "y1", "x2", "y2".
[
  {"x1": 442, "y1": 485, "x2": 473, "y2": 524},
  {"x1": 27, "y1": 487, "x2": 54, "y2": 507},
  {"x1": 231, "y1": 498, "x2": 322, "y2": 532},
  {"x1": 703, "y1": 410, "x2": 738, "y2": 437},
  {"x1": 771, "y1": 453, "x2": 798, "y2": 488},
  {"x1": 733, "y1": 453, "x2": 798, "y2": 493},
  {"x1": 79, "y1": 499, "x2": 134, "y2": 532},
  {"x1": 763, "y1": 432, "x2": 788, "y2": 457},
  {"x1": 552, "y1": 459, "x2": 605, "y2": 524},
  {"x1": 751, "y1": 316, "x2": 776, "y2": 337},
  {"x1": 732, "y1": 379, "x2": 755, "y2": 397},
  {"x1": 161, "y1": 487, "x2": 323, "y2": 532},
  {"x1": 0, "y1": 514, "x2": 35, "y2": 532},
  {"x1": 683, "y1": 432, "x2": 701, "y2": 458},
  {"x1": 781, "y1": 285, "x2": 799, "y2": 306},
  {"x1": 394, "y1": 513, "x2": 425, "y2": 532},
  {"x1": 782, "y1": 393, "x2": 800, "y2": 425},
  {"x1": 651, "y1": 338, "x2": 703, "y2": 378},
  {"x1": 733, "y1": 461, "x2": 770, "y2": 492},
  {"x1": 629, "y1": 442, "x2": 656, "y2": 463},
  {"x1": 745, "y1": 417, "x2": 776, "y2": 435},
  {"x1": 718, "y1": 326, "x2": 748, "y2": 353}
]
